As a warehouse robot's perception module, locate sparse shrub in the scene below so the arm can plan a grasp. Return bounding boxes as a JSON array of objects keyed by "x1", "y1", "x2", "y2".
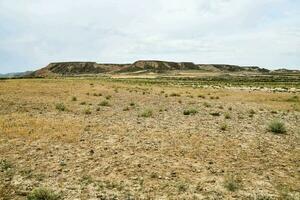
[
  {"x1": 198, "y1": 94, "x2": 205, "y2": 99},
  {"x1": 249, "y1": 109, "x2": 256, "y2": 115},
  {"x1": 220, "y1": 123, "x2": 228, "y2": 131},
  {"x1": 0, "y1": 159, "x2": 13, "y2": 171},
  {"x1": 99, "y1": 100, "x2": 110, "y2": 107},
  {"x1": 203, "y1": 102, "x2": 211, "y2": 108},
  {"x1": 55, "y1": 103, "x2": 66, "y2": 111},
  {"x1": 228, "y1": 107, "x2": 233, "y2": 111},
  {"x1": 268, "y1": 120, "x2": 286, "y2": 134},
  {"x1": 105, "y1": 95, "x2": 112, "y2": 100},
  {"x1": 27, "y1": 188, "x2": 60, "y2": 200},
  {"x1": 210, "y1": 112, "x2": 220, "y2": 117},
  {"x1": 254, "y1": 194, "x2": 275, "y2": 200},
  {"x1": 80, "y1": 175, "x2": 93, "y2": 186},
  {"x1": 96, "y1": 107, "x2": 100, "y2": 111},
  {"x1": 150, "y1": 172, "x2": 158, "y2": 179},
  {"x1": 71, "y1": 96, "x2": 77, "y2": 101},
  {"x1": 224, "y1": 113, "x2": 231, "y2": 119},
  {"x1": 80, "y1": 101, "x2": 86, "y2": 105},
  {"x1": 249, "y1": 109, "x2": 256, "y2": 117},
  {"x1": 130, "y1": 102, "x2": 135, "y2": 106},
  {"x1": 224, "y1": 176, "x2": 241, "y2": 192},
  {"x1": 183, "y1": 108, "x2": 198, "y2": 115},
  {"x1": 178, "y1": 100, "x2": 182, "y2": 104},
  {"x1": 170, "y1": 92, "x2": 181, "y2": 97},
  {"x1": 84, "y1": 108, "x2": 91, "y2": 115},
  {"x1": 177, "y1": 182, "x2": 189, "y2": 193},
  {"x1": 139, "y1": 109, "x2": 153, "y2": 118}
]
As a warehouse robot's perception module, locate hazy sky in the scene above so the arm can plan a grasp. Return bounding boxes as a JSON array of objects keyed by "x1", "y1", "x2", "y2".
[{"x1": 0, "y1": 0, "x2": 300, "y2": 73}]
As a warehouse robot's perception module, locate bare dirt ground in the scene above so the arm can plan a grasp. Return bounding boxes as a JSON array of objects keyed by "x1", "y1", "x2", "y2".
[{"x1": 0, "y1": 78, "x2": 299, "y2": 199}]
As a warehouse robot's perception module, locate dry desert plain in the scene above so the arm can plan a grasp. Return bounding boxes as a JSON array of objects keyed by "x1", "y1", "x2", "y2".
[{"x1": 0, "y1": 78, "x2": 299, "y2": 199}]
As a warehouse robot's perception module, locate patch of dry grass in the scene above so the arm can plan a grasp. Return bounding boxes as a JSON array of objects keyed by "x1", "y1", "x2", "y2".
[{"x1": 0, "y1": 78, "x2": 299, "y2": 199}]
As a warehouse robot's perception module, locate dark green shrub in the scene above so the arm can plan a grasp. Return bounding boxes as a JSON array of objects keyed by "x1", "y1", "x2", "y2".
[
  {"x1": 183, "y1": 108, "x2": 198, "y2": 115},
  {"x1": 268, "y1": 120, "x2": 286, "y2": 134}
]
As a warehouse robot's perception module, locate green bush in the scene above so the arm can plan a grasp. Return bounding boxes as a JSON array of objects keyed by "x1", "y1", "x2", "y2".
[
  {"x1": 27, "y1": 188, "x2": 60, "y2": 200},
  {"x1": 139, "y1": 109, "x2": 153, "y2": 118},
  {"x1": 55, "y1": 103, "x2": 66, "y2": 111},
  {"x1": 268, "y1": 120, "x2": 286, "y2": 134},
  {"x1": 99, "y1": 100, "x2": 110, "y2": 107},
  {"x1": 183, "y1": 108, "x2": 198, "y2": 115}
]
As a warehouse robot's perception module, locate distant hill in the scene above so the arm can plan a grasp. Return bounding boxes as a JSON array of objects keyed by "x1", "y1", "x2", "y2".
[
  {"x1": 30, "y1": 60, "x2": 278, "y2": 77},
  {"x1": 0, "y1": 71, "x2": 33, "y2": 78}
]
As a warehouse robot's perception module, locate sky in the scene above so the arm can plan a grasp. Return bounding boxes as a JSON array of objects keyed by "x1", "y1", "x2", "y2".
[{"x1": 0, "y1": 0, "x2": 300, "y2": 73}]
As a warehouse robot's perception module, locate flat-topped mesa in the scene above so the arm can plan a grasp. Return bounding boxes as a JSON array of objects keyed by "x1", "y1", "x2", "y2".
[
  {"x1": 197, "y1": 64, "x2": 270, "y2": 73},
  {"x1": 46, "y1": 62, "x2": 104, "y2": 74},
  {"x1": 32, "y1": 60, "x2": 275, "y2": 77},
  {"x1": 130, "y1": 60, "x2": 198, "y2": 71},
  {"x1": 33, "y1": 61, "x2": 129, "y2": 77}
]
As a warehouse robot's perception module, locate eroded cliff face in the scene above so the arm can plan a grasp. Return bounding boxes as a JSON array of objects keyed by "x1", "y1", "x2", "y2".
[{"x1": 32, "y1": 60, "x2": 271, "y2": 77}]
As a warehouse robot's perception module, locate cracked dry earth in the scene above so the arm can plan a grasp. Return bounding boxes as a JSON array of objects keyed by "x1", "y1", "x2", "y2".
[{"x1": 0, "y1": 79, "x2": 299, "y2": 200}]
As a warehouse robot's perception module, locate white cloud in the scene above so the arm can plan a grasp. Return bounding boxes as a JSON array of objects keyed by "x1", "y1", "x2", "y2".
[{"x1": 0, "y1": 0, "x2": 299, "y2": 73}]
